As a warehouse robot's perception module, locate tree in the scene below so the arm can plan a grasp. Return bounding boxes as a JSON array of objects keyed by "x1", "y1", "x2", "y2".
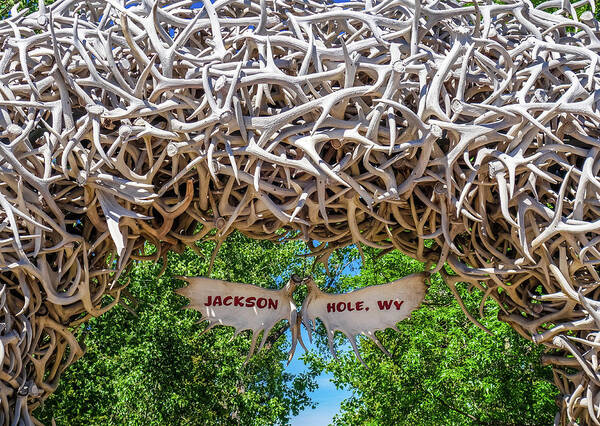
[
  {"x1": 0, "y1": 0, "x2": 50, "y2": 18},
  {"x1": 34, "y1": 236, "x2": 560, "y2": 425},
  {"x1": 302, "y1": 248, "x2": 559, "y2": 426},
  {"x1": 34, "y1": 233, "x2": 318, "y2": 425}
]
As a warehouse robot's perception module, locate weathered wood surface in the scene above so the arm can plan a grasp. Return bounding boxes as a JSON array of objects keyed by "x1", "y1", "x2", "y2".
[
  {"x1": 301, "y1": 274, "x2": 427, "y2": 365},
  {"x1": 176, "y1": 273, "x2": 426, "y2": 367},
  {"x1": 0, "y1": 0, "x2": 599, "y2": 423},
  {"x1": 176, "y1": 275, "x2": 302, "y2": 362}
]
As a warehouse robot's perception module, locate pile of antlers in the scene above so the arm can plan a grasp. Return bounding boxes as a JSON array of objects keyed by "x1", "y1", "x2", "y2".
[{"x1": 0, "y1": 0, "x2": 599, "y2": 423}]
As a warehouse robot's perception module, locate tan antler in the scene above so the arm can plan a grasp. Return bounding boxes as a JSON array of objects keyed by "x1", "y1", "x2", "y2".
[{"x1": 0, "y1": 0, "x2": 599, "y2": 423}]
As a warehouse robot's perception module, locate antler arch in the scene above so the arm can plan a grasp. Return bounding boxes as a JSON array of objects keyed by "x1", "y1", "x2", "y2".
[{"x1": 0, "y1": 0, "x2": 599, "y2": 423}]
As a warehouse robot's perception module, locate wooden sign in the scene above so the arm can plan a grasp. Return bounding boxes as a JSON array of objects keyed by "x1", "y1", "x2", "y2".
[
  {"x1": 301, "y1": 273, "x2": 427, "y2": 365},
  {"x1": 176, "y1": 273, "x2": 427, "y2": 363},
  {"x1": 175, "y1": 275, "x2": 302, "y2": 361}
]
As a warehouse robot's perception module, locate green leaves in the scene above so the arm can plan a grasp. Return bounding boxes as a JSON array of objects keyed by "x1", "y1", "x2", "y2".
[
  {"x1": 34, "y1": 234, "x2": 318, "y2": 425},
  {"x1": 34, "y1": 237, "x2": 558, "y2": 424},
  {"x1": 307, "y1": 248, "x2": 558, "y2": 426},
  {"x1": 0, "y1": 0, "x2": 54, "y2": 19}
]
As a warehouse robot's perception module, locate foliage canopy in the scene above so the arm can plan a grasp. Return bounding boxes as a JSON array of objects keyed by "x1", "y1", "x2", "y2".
[
  {"x1": 304, "y1": 248, "x2": 559, "y2": 425},
  {"x1": 35, "y1": 234, "x2": 319, "y2": 425},
  {"x1": 33, "y1": 235, "x2": 559, "y2": 425}
]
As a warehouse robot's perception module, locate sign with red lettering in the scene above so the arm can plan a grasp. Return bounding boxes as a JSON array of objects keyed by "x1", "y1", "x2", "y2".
[
  {"x1": 301, "y1": 273, "x2": 427, "y2": 365},
  {"x1": 176, "y1": 273, "x2": 427, "y2": 363},
  {"x1": 175, "y1": 276, "x2": 302, "y2": 361}
]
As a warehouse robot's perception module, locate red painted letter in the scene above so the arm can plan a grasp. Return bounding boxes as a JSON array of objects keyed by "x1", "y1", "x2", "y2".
[
  {"x1": 268, "y1": 298, "x2": 278, "y2": 310},
  {"x1": 337, "y1": 302, "x2": 346, "y2": 312},
  {"x1": 204, "y1": 296, "x2": 212, "y2": 306},
  {"x1": 223, "y1": 296, "x2": 233, "y2": 306},
  {"x1": 213, "y1": 296, "x2": 222, "y2": 306},
  {"x1": 393, "y1": 300, "x2": 404, "y2": 310},
  {"x1": 356, "y1": 301, "x2": 364, "y2": 311},
  {"x1": 234, "y1": 296, "x2": 244, "y2": 307},
  {"x1": 327, "y1": 303, "x2": 336, "y2": 313},
  {"x1": 246, "y1": 297, "x2": 256, "y2": 307},
  {"x1": 377, "y1": 300, "x2": 393, "y2": 310},
  {"x1": 257, "y1": 297, "x2": 267, "y2": 309}
]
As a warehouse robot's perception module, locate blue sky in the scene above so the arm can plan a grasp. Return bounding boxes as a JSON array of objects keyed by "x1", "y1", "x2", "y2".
[
  {"x1": 287, "y1": 337, "x2": 352, "y2": 426},
  {"x1": 287, "y1": 256, "x2": 361, "y2": 424}
]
